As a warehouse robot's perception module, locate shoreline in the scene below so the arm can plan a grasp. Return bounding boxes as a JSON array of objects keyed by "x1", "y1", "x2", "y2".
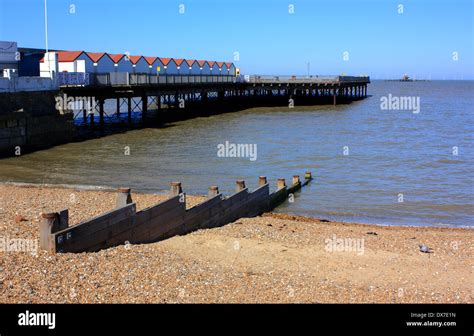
[
  {"x1": 1, "y1": 181, "x2": 470, "y2": 230},
  {"x1": 1, "y1": 184, "x2": 472, "y2": 303}
]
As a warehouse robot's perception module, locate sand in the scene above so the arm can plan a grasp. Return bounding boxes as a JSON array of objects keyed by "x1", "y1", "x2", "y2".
[{"x1": 0, "y1": 184, "x2": 472, "y2": 303}]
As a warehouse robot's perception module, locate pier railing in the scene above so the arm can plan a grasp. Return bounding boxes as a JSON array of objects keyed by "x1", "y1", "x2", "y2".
[
  {"x1": 57, "y1": 73, "x2": 370, "y2": 88},
  {"x1": 245, "y1": 75, "x2": 370, "y2": 84},
  {"x1": 39, "y1": 173, "x2": 313, "y2": 253},
  {"x1": 58, "y1": 72, "x2": 236, "y2": 87}
]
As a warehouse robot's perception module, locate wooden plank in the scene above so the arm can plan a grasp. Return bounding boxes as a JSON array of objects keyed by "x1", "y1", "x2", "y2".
[
  {"x1": 269, "y1": 188, "x2": 288, "y2": 209},
  {"x1": 184, "y1": 194, "x2": 222, "y2": 224},
  {"x1": 131, "y1": 201, "x2": 186, "y2": 243},
  {"x1": 53, "y1": 203, "x2": 136, "y2": 252},
  {"x1": 67, "y1": 215, "x2": 136, "y2": 252},
  {"x1": 136, "y1": 196, "x2": 182, "y2": 222},
  {"x1": 287, "y1": 182, "x2": 302, "y2": 194}
]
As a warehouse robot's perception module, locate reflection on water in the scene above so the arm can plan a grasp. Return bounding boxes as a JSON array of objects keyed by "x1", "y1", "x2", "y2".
[{"x1": 0, "y1": 81, "x2": 473, "y2": 227}]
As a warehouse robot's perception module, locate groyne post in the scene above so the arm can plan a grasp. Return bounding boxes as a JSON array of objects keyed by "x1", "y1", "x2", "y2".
[
  {"x1": 236, "y1": 180, "x2": 246, "y2": 192},
  {"x1": 40, "y1": 209, "x2": 69, "y2": 253},
  {"x1": 277, "y1": 178, "x2": 286, "y2": 190},
  {"x1": 208, "y1": 186, "x2": 219, "y2": 198},
  {"x1": 169, "y1": 182, "x2": 183, "y2": 197},
  {"x1": 116, "y1": 187, "x2": 133, "y2": 208}
]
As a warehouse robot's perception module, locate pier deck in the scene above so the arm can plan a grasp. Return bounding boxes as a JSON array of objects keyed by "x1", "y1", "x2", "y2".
[{"x1": 59, "y1": 73, "x2": 370, "y2": 129}]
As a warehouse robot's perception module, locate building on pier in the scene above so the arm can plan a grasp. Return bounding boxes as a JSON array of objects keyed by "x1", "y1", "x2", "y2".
[
  {"x1": 38, "y1": 49, "x2": 236, "y2": 78},
  {"x1": 196, "y1": 60, "x2": 211, "y2": 75},
  {"x1": 144, "y1": 57, "x2": 160, "y2": 74},
  {"x1": 208, "y1": 61, "x2": 217, "y2": 75},
  {"x1": 185, "y1": 59, "x2": 201, "y2": 75},
  {"x1": 225, "y1": 62, "x2": 236, "y2": 76},
  {"x1": 106, "y1": 53, "x2": 128, "y2": 72},
  {"x1": 129, "y1": 56, "x2": 149, "y2": 73},
  {"x1": 159, "y1": 57, "x2": 176, "y2": 75}
]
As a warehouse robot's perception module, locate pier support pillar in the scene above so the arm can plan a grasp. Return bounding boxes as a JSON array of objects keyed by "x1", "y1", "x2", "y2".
[
  {"x1": 142, "y1": 95, "x2": 147, "y2": 122},
  {"x1": 116, "y1": 98, "x2": 120, "y2": 117},
  {"x1": 333, "y1": 92, "x2": 337, "y2": 105},
  {"x1": 277, "y1": 178, "x2": 286, "y2": 190},
  {"x1": 99, "y1": 98, "x2": 104, "y2": 130},
  {"x1": 82, "y1": 106, "x2": 87, "y2": 124},
  {"x1": 127, "y1": 97, "x2": 132, "y2": 125}
]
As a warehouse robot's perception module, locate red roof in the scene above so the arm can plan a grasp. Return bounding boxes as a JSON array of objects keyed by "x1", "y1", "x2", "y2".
[
  {"x1": 185, "y1": 59, "x2": 195, "y2": 67},
  {"x1": 87, "y1": 52, "x2": 106, "y2": 63},
  {"x1": 144, "y1": 56, "x2": 157, "y2": 65},
  {"x1": 225, "y1": 62, "x2": 233, "y2": 69},
  {"x1": 108, "y1": 54, "x2": 125, "y2": 63},
  {"x1": 129, "y1": 56, "x2": 143, "y2": 64},
  {"x1": 39, "y1": 51, "x2": 84, "y2": 63},
  {"x1": 196, "y1": 60, "x2": 207, "y2": 67},
  {"x1": 208, "y1": 61, "x2": 216, "y2": 67},
  {"x1": 174, "y1": 58, "x2": 185, "y2": 66},
  {"x1": 159, "y1": 57, "x2": 172, "y2": 66},
  {"x1": 216, "y1": 62, "x2": 224, "y2": 68}
]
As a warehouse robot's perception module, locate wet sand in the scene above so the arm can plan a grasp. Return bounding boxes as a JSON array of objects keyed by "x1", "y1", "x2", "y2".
[{"x1": 0, "y1": 184, "x2": 472, "y2": 303}]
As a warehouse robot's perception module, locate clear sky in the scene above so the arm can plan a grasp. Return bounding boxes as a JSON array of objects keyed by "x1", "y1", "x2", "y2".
[{"x1": 1, "y1": 0, "x2": 473, "y2": 79}]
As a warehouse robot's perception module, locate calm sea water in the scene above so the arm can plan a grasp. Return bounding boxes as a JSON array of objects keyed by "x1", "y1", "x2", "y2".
[{"x1": 0, "y1": 80, "x2": 473, "y2": 227}]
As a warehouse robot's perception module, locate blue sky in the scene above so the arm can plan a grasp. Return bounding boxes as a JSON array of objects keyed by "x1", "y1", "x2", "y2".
[{"x1": 1, "y1": 0, "x2": 473, "y2": 79}]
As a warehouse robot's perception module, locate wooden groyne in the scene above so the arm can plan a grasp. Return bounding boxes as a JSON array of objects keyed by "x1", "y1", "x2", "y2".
[{"x1": 39, "y1": 172, "x2": 313, "y2": 253}]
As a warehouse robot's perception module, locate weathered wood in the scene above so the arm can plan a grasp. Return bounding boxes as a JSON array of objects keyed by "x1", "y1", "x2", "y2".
[
  {"x1": 42, "y1": 172, "x2": 313, "y2": 253},
  {"x1": 40, "y1": 213, "x2": 59, "y2": 253},
  {"x1": 287, "y1": 182, "x2": 302, "y2": 194},
  {"x1": 58, "y1": 209, "x2": 69, "y2": 231},
  {"x1": 52, "y1": 203, "x2": 136, "y2": 252},
  {"x1": 116, "y1": 187, "x2": 132, "y2": 208},
  {"x1": 269, "y1": 187, "x2": 288, "y2": 208}
]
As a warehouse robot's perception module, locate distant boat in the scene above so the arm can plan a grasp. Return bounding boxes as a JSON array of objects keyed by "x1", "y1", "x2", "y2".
[
  {"x1": 385, "y1": 74, "x2": 428, "y2": 82},
  {"x1": 400, "y1": 74, "x2": 413, "y2": 82}
]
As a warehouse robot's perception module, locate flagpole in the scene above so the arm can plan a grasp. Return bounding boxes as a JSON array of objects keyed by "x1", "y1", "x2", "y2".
[{"x1": 44, "y1": 0, "x2": 52, "y2": 78}]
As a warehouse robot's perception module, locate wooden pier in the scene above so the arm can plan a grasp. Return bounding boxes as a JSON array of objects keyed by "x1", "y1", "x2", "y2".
[{"x1": 60, "y1": 74, "x2": 370, "y2": 129}]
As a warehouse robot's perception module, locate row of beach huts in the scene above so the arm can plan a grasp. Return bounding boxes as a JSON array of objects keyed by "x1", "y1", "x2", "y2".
[{"x1": 39, "y1": 51, "x2": 237, "y2": 77}]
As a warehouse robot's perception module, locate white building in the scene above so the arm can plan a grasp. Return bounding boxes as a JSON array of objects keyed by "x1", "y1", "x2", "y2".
[
  {"x1": 38, "y1": 50, "x2": 239, "y2": 77},
  {"x1": 40, "y1": 51, "x2": 94, "y2": 76}
]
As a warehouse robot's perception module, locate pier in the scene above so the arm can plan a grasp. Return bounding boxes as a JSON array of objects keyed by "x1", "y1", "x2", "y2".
[{"x1": 60, "y1": 74, "x2": 370, "y2": 130}]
